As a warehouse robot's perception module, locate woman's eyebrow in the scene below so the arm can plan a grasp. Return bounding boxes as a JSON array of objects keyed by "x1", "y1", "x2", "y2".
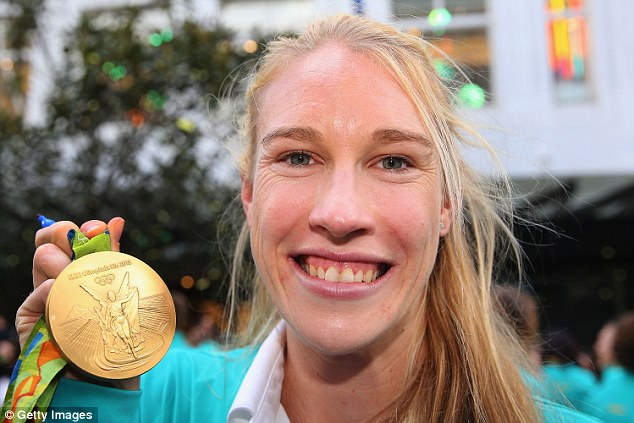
[
  {"x1": 261, "y1": 126, "x2": 323, "y2": 144},
  {"x1": 372, "y1": 128, "x2": 433, "y2": 148},
  {"x1": 261, "y1": 126, "x2": 432, "y2": 150}
]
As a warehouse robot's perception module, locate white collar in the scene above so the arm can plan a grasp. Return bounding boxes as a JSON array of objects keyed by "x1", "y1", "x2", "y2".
[{"x1": 227, "y1": 321, "x2": 290, "y2": 423}]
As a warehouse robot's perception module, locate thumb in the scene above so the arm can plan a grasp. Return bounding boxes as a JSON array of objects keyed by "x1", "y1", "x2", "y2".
[{"x1": 106, "y1": 217, "x2": 125, "y2": 252}]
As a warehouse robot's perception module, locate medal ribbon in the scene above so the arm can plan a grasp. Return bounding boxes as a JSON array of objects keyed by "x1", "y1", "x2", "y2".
[{"x1": 2, "y1": 230, "x2": 112, "y2": 423}]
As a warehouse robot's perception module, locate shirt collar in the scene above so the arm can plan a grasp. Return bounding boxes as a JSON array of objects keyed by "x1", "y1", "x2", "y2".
[{"x1": 227, "y1": 320, "x2": 288, "y2": 423}]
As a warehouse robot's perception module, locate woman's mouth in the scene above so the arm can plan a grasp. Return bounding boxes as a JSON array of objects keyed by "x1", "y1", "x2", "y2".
[{"x1": 294, "y1": 255, "x2": 390, "y2": 283}]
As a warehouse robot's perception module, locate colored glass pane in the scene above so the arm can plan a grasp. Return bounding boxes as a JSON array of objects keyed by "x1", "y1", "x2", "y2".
[{"x1": 545, "y1": 0, "x2": 590, "y2": 101}]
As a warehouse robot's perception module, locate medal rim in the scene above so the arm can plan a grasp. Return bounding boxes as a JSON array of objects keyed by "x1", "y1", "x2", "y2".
[{"x1": 45, "y1": 251, "x2": 175, "y2": 379}]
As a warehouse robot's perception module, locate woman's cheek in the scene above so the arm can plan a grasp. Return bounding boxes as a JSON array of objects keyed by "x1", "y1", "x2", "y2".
[
  {"x1": 258, "y1": 172, "x2": 314, "y2": 215},
  {"x1": 251, "y1": 172, "x2": 312, "y2": 250}
]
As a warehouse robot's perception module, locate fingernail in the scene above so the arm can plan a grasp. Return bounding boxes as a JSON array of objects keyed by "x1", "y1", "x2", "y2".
[
  {"x1": 84, "y1": 222, "x2": 107, "y2": 239},
  {"x1": 112, "y1": 217, "x2": 126, "y2": 233}
]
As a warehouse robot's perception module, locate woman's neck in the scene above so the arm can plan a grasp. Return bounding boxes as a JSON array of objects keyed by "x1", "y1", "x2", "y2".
[{"x1": 281, "y1": 326, "x2": 413, "y2": 423}]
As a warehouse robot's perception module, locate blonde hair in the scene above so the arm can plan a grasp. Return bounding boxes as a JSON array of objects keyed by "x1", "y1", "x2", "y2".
[{"x1": 225, "y1": 14, "x2": 540, "y2": 423}]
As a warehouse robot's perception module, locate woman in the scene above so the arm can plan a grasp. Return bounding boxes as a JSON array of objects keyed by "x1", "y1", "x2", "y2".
[
  {"x1": 582, "y1": 312, "x2": 634, "y2": 422},
  {"x1": 493, "y1": 285, "x2": 542, "y2": 368},
  {"x1": 542, "y1": 329, "x2": 598, "y2": 410},
  {"x1": 14, "y1": 14, "x2": 596, "y2": 423}
]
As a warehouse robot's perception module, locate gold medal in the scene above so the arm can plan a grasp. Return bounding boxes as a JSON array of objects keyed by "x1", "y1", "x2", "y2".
[{"x1": 45, "y1": 251, "x2": 176, "y2": 379}]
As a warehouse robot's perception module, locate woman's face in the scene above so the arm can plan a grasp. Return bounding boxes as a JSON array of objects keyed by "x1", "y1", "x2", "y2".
[{"x1": 242, "y1": 44, "x2": 451, "y2": 355}]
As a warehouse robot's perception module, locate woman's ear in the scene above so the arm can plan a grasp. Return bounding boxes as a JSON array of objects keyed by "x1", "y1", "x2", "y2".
[
  {"x1": 241, "y1": 178, "x2": 254, "y2": 227},
  {"x1": 439, "y1": 197, "x2": 452, "y2": 237}
]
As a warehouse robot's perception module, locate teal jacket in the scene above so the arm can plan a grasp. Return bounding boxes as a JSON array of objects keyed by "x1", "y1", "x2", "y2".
[
  {"x1": 581, "y1": 366, "x2": 634, "y2": 423},
  {"x1": 48, "y1": 347, "x2": 602, "y2": 422},
  {"x1": 49, "y1": 346, "x2": 255, "y2": 422},
  {"x1": 543, "y1": 363, "x2": 598, "y2": 410}
]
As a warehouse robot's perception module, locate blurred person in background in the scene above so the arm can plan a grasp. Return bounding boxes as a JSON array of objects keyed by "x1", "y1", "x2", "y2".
[
  {"x1": 171, "y1": 291, "x2": 226, "y2": 351},
  {"x1": 594, "y1": 319, "x2": 619, "y2": 378},
  {"x1": 582, "y1": 311, "x2": 634, "y2": 422},
  {"x1": 576, "y1": 349, "x2": 596, "y2": 375},
  {"x1": 185, "y1": 300, "x2": 223, "y2": 351},
  {"x1": 0, "y1": 313, "x2": 19, "y2": 401},
  {"x1": 542, "y1": 328, "x2": 597, "y2": 410},
  {"x1": 493, "y1": 285, "x2": 542, "y2": 368},
  {"x1": 170, "y1": 290, "x2": 193, "y2": 349},
  {"x1": 0, "y1": 340, "x2": 19, "y2": 401}
]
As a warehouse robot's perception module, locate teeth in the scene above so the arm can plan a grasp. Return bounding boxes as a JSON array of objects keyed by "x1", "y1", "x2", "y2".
[
  {"x1": 340, "y1": 268, "x2": 354, "y2": 282},
  {"x1": 363, "y1": 270, "x2": 374, "y2": 282},
  {"x1": 325, "y1": 266, "x2": 339, "y2": 282},
  {"x1": 302, "y1": 262, "x2": 382, "y2": 283}
]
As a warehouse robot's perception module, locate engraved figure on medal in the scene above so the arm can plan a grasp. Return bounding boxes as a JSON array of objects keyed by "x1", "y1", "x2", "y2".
[{"x1": 80, "y1": 272, "x2": 144, "y2": 360}]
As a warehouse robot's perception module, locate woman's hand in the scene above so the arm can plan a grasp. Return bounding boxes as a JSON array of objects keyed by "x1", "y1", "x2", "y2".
[{"x1": 15, "y1": 217, "x2": 138, "y2": 389}]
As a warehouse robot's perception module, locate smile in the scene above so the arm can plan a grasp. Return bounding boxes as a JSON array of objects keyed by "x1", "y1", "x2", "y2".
[{"x1": 294, "y1": 256, "x2": 390, "y2": 283}]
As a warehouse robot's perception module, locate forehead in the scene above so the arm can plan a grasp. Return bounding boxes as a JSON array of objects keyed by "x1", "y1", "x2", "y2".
[{"x1": 255, "y1": 43, "x2": 428, "y2": 139}]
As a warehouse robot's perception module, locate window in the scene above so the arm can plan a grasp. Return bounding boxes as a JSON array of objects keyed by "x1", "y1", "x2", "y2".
[
  {"x1": 393, "y1": 0, "x2": 490, "y2": 109},
  {"x1": 545, "y1": 0, "x2": 592, "y2": 102},
  {"x1": 394, "y1": 0, "x2": 485, "y2": 18}
]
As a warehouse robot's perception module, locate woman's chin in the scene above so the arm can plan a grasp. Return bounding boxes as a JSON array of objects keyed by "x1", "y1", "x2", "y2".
[{"x1": 285, "y1": 317, "x2": 392, "y2": 357}]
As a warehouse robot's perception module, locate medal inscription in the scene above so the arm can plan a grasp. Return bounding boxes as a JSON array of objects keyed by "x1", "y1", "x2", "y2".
[
  {"x1": 66, "y1": 258, "x2": 132, "y2": 280},
  {"x1": 46, "y1": 251, "x2": 175, "y2": 379}
]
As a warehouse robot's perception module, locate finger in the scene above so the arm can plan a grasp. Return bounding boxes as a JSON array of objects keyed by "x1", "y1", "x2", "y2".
[
  {"x1": 16, "y1": 279, "x2": 54, "y2": 349},
  {"x1": 80, "y1": 217, "x2": 124, "y2": 250},
  {"x1": 80, "y1": 220, "x2": 107, "y2": 239},
  {"x1": 35, "y1": 221, "x2": 80, "y2": 258},
  {"x1": 33, "y1": 243, "x2": 72, "y2": 289},
  {"x1": 106, "y1": 217, "x2": 125, "y2": 252}
]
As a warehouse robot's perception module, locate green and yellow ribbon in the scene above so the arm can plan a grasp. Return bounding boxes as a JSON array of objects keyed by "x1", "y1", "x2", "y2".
[{"x1": 2, "y1": 230, "x2": 112, "y2": 423}]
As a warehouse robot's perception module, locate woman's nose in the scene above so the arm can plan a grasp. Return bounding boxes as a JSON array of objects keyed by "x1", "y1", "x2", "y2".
[{"x1": 308, "y1": 170, "x2": 375, "y2": 240}]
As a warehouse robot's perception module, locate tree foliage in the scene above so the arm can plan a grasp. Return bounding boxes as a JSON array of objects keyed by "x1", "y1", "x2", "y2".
[{"x1": 0, "y1": 3, "x2": 263, "y2": 317}]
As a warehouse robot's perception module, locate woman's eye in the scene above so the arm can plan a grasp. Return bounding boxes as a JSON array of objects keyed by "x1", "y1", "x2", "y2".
[
  {"x1": 380, "y1": 156, "x2": 408, "y2": 170},
  {"x1": 286, "y1": 152, "x2": 312, "y2": 166}
]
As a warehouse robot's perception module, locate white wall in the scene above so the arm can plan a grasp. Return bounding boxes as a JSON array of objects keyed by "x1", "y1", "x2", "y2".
[{"x1": 482, "y1": 0, "x2": 634, "y2": 178}]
